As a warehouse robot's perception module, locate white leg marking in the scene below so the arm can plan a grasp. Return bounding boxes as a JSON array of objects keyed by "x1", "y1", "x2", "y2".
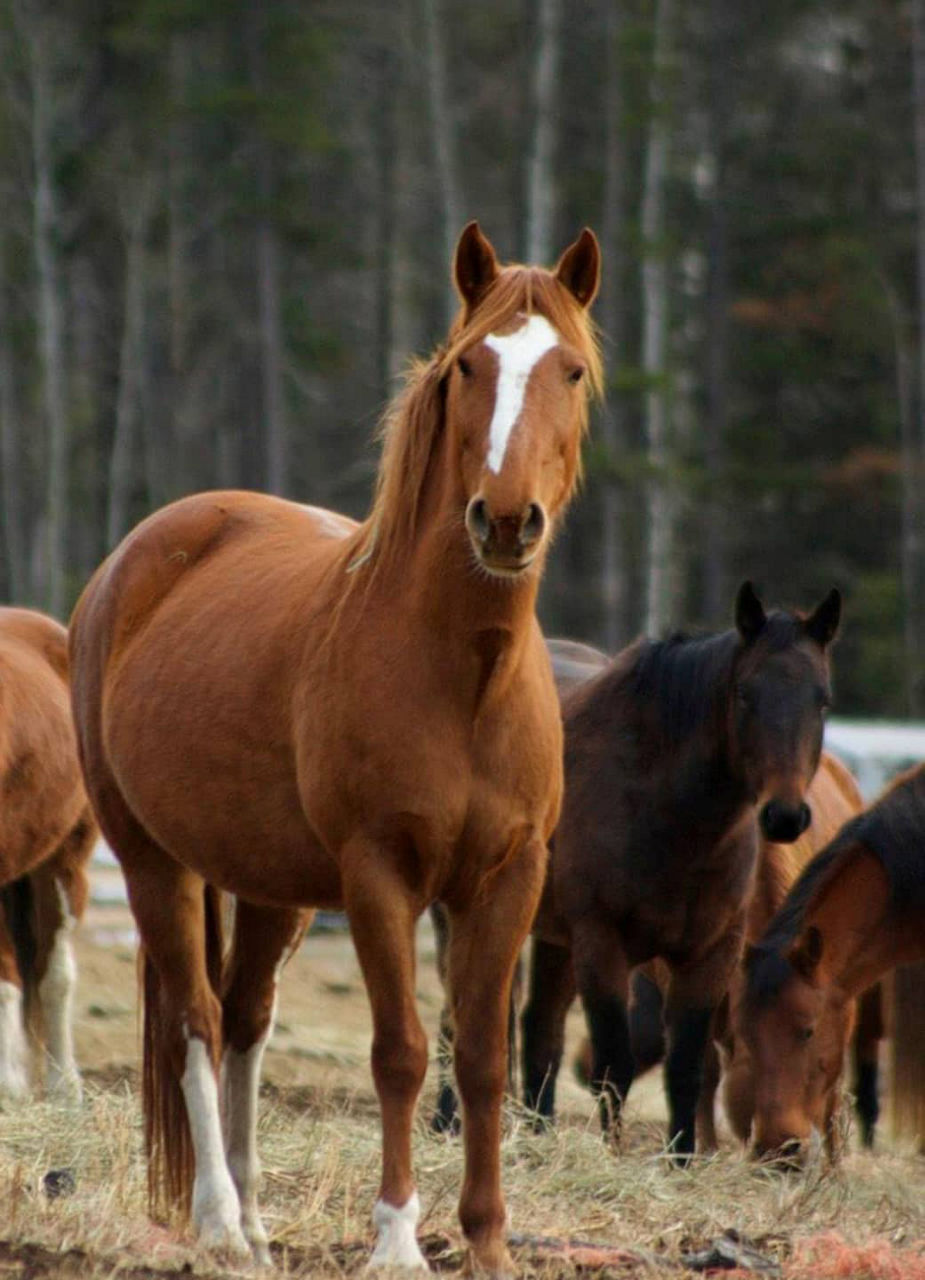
[
  {"x1": 484, "y1": 314, "x2": 559, "y2": 473},
  {"x1": 181, "y1": 1036, "x2": 249, "y2": 1258},
  {"x1": 222, "y1": 991, "x2": 277, "y2": 1265},
  {"x1": 0, "y1": 981, "x2": 28, "y2": 1101},
  {"x1": 39, "y1": 883, "x2": 81, "y2": 1103},
  {"x1": 369, "y1": 1192, "x2": 428, "y2": 1270}
]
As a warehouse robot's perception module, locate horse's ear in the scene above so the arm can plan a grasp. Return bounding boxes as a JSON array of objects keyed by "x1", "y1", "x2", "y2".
[
  {"x1": 788, "y1": 925, "x2": 824, "y2": 980},
  {"x1": 735, "y1": 581, "x2": 766, "y2": 644},
  {"x1": 453, "y1": 221, "x2": 500, "y2": 310},
  {"x1": 805, "y1": 588, "x2": 841, "y2": 649},
  {"x1": 555, "y1": 228, "x2": 601, "y2": 309}
]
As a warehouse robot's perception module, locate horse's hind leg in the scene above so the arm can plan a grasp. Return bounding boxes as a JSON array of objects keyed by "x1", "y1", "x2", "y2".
[
  {"x1": 0, "y1": 897, "x2": 28, "y2": 1100},
  {"x1": 221, "y1": 900, "x2": 310, "y2": 1263},
  {"x1": 429, "y1": 902, "x2": 460, "y2": 1134},
  {"x1": 30, "y1": 808, "x2": 95, "y2": 1102},
  {"x1": 121, "y1": 844, "x2": 247, "y2": 1258},
  {"x1": 521, "y1": 936, "x2": 575, "y2": 1123}
]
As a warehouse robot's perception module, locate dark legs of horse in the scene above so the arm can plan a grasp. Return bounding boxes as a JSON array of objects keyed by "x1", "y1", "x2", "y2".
[
  {"x1": 429, "y1": 902, "x2": 461, "y2": 1134},
  {"x1": 221, "y1": 901, "x2": 310, "y2": 1263},
  {"x1": 446, "y1": 838, "x2": 546, "y2": 1277},
  {"x1": 521, "y1": 937, "x2": 575, "y2": 1123},
  {"x1": 629, "y1": 969, "x2": 667, "y2": 1076},
  {"x1": 852, "y1": 982, "x2": 884, "y2": 1148},
  {"x1": 572, "y1": 921, "x2": 634, "y2": 1144}
]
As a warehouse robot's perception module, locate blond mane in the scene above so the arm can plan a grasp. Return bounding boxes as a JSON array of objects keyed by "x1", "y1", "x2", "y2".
[{"x1": 341, "y1": 264, "x2": 603, "y2": 587}]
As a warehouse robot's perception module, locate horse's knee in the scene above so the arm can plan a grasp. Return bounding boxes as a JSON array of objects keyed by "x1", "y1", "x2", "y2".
[{"x1": 372, "y1": 1021, "x2": 427, "y2": 1100}]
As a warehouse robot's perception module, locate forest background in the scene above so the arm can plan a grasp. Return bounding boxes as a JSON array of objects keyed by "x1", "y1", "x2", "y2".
[{"x1": 2, "y1": 0, "x2": 925, "y2": 717}]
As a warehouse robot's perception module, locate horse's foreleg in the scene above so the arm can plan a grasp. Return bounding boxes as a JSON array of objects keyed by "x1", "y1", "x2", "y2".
[
  {"x1": 852, "y1": 982, "x2": 884, "y2": 1149},
  {"x1": 221, "y1": 901, "x2": 310, "y2": 1263},
  {"x1": 448, "y1": 841, "x2": 546, "y2": 1279},
  {"x1": 571, "y1": 919, "x2": 633, "y2": 1145},
  {"x1": 344, "y1": 854, "x2": 429, "y2": 1271},
  {"x1": 521, "y1": 936, "x2": 575, "y2": 1123},
  {"x1": 664, "y1": 933, "x2": 740, "y2": 1162}
]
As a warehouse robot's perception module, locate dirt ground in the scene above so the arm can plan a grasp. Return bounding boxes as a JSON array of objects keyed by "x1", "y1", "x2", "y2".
[{"x1": 0, "y1": 895, "x2": 923, "y2": 1279}]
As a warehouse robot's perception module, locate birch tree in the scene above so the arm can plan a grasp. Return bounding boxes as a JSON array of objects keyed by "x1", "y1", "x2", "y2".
[
  {"x1": 641, "y1": 0, "x2": 675, "y2": 636},
  {"x1": 524, "y1": 0, "x2": 561, "y2": 264}
]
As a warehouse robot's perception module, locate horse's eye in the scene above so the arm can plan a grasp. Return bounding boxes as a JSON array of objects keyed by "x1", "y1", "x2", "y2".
[
  {"x1": 566, "y1": 366, "x2": 585, "y2": 384},
  {"x1": 797, "y1": 1026, "x2": 814, "y2": 1044},
  {"x1": 457, "y1": 356, "x2": 472, "y2": 378}
]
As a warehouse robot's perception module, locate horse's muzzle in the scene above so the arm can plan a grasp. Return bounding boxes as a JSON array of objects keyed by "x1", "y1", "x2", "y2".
[
  {"x1": 759, "y1": 800, "x2": 811, "y2": 843},
  {"x1": 465, "y1": 497, "x2": 546, "y2": 575}
]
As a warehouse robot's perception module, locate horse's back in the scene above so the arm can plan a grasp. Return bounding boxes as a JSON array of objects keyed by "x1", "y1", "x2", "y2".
[{"x1": 0, "y1": 607, "x2": 89, "y2": 880}]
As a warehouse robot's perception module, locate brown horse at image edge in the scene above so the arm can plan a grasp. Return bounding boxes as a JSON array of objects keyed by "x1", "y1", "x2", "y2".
[
  {"x1": 0, "y1": 607, "x2": 97, "y2": 1103},
  {"x1": 68, "y1": 223, "x2": 602, "y2": 1275},
  {"x1": 740, "y1": 762, "x2": 925, "y2": 1161}
]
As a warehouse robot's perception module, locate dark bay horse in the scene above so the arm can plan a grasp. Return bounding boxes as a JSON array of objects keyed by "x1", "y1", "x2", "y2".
[
  {"x1": 740, "y1": 763, "x2": 925, "y2": 1162},
  {"x1": 609, "y1": 752, "x2": 871, "y2": 1151},
  {"x1": 0, "y1": 607, "x2": 97, "y2": 1102},
  {"x1": 69, "y1": 223, "x2": 602, "y2": 1273},
  {"x1": 521, "y1": 583, "x2": 841, "y2": 1158}
]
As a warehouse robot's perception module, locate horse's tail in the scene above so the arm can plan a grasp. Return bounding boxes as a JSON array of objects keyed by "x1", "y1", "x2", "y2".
[
  {"x1": 0, "y1": 874, "x2": 42, "y2": 1048},
  {"x1": 889, "y1": 962, "x2": 925, "y2": 1152},
  {"x1": 142, "y1": 882, "x2": 225, "y2": 1221}
]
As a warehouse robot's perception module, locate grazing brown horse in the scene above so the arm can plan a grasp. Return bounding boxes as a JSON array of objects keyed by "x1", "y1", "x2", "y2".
[
  {"x1": 740, "y1": 763, "x2": 925, "y2": 1162},
  {"x1": 521, "y1": 583, "x2": 841, "y2": 1159},
  {"x1": 69, "y1": 223, "x2": 602, "y2": 1273},
  {"x1": 0, "y1": 607, "x2": 97, "y2": 1102},
  {"x1": 607, "y1": 751, "x2": 870, "y2": 1153}
]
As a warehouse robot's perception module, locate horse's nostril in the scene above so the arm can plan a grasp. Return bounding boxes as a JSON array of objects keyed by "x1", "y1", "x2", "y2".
[
  {"x1": 466, "y1": 497, "x2": 491, "y2": 545},
  {"x1": 520, "y1": 502, "x2": 546, "y2": 548}
]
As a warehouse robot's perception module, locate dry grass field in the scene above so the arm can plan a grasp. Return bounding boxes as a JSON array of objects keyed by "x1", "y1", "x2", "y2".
[{"x1": 1, "y1": 898, "x2": 924, "y2": 1280}]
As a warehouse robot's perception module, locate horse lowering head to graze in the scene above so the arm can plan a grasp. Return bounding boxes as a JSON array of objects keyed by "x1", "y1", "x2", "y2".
[
  {"x1": 68, "y1": 222, "x2": 601, "y2": 1277},
  {"x1": 521, "y1": 583, "x2": 841, "y2": 1160},
  {"x1": 739, "y1": 765, "x2": 925, "y2": 1165},
  {"x1": 0, "y1": 607, "x2": 97, "y2": 1104}
]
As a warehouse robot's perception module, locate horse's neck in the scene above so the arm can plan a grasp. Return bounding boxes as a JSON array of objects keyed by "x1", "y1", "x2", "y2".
[{"x1": 809, "y1": 849, "x2": 918, "y2": 998}]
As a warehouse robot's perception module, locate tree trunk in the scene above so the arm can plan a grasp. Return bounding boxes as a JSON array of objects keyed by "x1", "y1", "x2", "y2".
[
  {"x1": 29, "y1": 18, "x2": 69, "y2": 618},
  {"x1": 524, "y1": 0, "x2": 561, "y2": 264},
  {"x1": 249, "y1": 3, "x2": 288, "y2": 497},
  {"x1": 702, "y1": 0, "x2": 731, "y2": 626},
  {"x1": 422, "y1": 0, "x2": 462, "y2": 330},
  {"x1": 167, "y1": 31, "x2": 194, "y2": 496},
  {"x1": 598, "y1": 1, "x2": 629, "y2": 653},
  {"x1": 373, "y1": 30, "x2": 401, "y2": 404},
  {"x1": 0, "y1": 252, "x2": 28, "y2": 602},
  {"x1": 641, "y1": 0, "x2": 675, "y2": 636},
  {"x1": 107, "y1": 182, "x2": 153, "y2": 550}
]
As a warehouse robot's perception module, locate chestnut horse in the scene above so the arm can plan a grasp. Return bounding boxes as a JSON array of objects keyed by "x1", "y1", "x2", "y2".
[
  {"x1": 613, "y1": 752, "x2": 871, "y2": 1151},
  {"x1": 0, "y1": 607, "x2": 97, "y2": 1101},
  {"x1": 521, "y1": 583, "x2": 841, "y2": 1159},
  {"x1": 68, "y1": 223, "x2": 602, "y2": 1273},
  {"x1": 740, "y1": 763, "x2": 925, "y2": 1162}
]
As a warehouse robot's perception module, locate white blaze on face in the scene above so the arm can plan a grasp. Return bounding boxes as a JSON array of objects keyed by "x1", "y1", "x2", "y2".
[{"x1": 484, "y1": 314, "x2": 559, "y2": 474}]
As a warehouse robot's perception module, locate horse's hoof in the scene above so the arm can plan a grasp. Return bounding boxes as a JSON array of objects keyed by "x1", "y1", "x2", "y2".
[
  {"x1": 196, "y1": 1222, "x2": 251, "y2": 1262},
  {"x1": 464, "y1": 1243, "x2": 515, "y2": 1278},
  {"x1": 430, "y1": 1109, "x2": 460, "y2": 1137},
  {"x1": 368, "y1": 1195, "x2": 429, "y2": 1271}
]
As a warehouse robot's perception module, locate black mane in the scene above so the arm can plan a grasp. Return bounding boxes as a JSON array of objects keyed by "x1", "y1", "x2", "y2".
[{"x1": 623, "y1": 610, "x2": 805, "y2": 745}]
